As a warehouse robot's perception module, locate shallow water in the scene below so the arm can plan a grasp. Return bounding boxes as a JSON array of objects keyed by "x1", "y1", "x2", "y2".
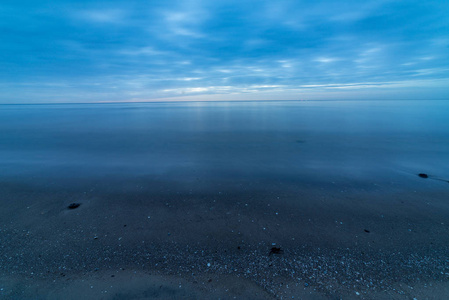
[{"x1": 1, "y1": 100, "x2": 448, "y2": 186}]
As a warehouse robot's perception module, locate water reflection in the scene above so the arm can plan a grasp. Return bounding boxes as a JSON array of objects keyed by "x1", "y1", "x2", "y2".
[{"x1": 1, "y1": 101, "x2": 448, "y2": 186}]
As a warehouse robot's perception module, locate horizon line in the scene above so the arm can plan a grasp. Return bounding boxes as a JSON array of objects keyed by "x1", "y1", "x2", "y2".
[{"x1": 1, "y1": 99, "x2": 448, "y2": 106}]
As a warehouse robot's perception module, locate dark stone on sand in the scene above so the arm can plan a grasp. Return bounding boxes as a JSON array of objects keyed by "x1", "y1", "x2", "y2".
[
  {"x1": 269, "y1": 247, "x2": 284, "y2": 256},
  {"x1": 418, "y1": 173, "x2": 428, "y2": 178},
  {"x1": 364, "y1": 229, "x2": 370, "y2": 233},
  {"x1": 67, "y1": 203, "x2": 81, "y2": 209}
]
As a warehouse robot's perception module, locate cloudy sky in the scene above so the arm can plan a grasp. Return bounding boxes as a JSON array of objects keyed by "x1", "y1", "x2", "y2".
[{"x1": 1, "y1": 0, "x2": 448, "y2": 103}]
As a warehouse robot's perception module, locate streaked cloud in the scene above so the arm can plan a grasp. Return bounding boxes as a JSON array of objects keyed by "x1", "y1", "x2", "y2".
[
  {"x1": 75, "y1": 9, "x2": 128, "y2": 24},
  {"x1": 0, "y1": 0, "x2": 448, "y2": 103}
]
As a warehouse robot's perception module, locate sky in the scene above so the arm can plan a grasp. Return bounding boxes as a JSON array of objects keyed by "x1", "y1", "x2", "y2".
[{"x1": 1, "y1": 0, "x2": 449, "y2": 103}]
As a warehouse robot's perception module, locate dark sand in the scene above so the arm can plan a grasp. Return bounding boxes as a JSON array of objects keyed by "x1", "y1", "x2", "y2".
[{"x1": 1, "y1": 174, "x2": 449, "y2": 299}]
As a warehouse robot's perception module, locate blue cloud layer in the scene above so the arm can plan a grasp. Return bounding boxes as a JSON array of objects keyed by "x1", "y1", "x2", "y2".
[{"x1": 1, "y1": 0, "x2": 448, "y2": 102}]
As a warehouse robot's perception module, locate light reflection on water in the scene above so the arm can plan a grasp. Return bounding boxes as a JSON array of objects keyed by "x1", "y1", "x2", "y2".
[{"x1": 1, "y1": 100, "x2": 448, "y2": 187}]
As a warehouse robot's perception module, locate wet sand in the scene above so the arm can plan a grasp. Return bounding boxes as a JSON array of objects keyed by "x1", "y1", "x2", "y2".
[{"x1": 1, "y1": 174, "x2": 449, "y2": 299}]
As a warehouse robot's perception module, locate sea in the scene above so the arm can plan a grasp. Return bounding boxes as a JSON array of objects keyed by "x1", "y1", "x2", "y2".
[{"x1": 1, "y1": 100, "x2": 448, "y2": 188}]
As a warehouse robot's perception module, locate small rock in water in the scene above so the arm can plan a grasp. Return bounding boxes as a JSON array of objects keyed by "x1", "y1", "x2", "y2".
[
  {"x1": 418, "y1": 173, "x2": 428, "y2": 178},
  {"x1": 67, "y1": 203, "x2": 81, "y2": 210}
]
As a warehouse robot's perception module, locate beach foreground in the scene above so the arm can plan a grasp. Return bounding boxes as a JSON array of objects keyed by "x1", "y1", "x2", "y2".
[{"x1": 1, "y1": 175, "x2": 449, "y2": 299}]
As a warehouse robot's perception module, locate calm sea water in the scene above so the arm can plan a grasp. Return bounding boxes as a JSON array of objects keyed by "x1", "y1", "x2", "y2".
[{"x1": 1, "y1": 100, "x2": 448, "y2": 189}]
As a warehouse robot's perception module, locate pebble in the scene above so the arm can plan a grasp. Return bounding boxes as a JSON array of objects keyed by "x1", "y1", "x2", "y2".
[{"x1": 67, "y1": 203, "x2": 81, "y2": 210}]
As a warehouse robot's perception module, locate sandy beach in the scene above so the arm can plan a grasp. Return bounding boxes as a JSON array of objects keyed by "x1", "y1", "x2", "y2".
[
  {"x1": 1, "y1": 101, "x2": 449, "y2": 299},
  {"x1": 1, "y1": 173, "x2": 449, "y2": 299}
]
